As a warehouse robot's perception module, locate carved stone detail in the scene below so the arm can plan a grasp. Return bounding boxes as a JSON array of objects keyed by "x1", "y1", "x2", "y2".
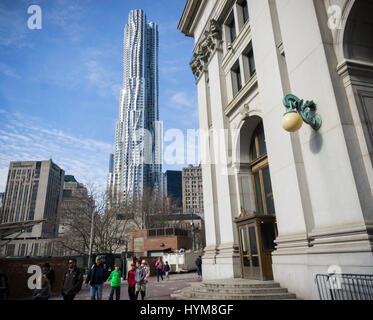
[{"x1": 190, "y1": 19, "x2": 222, "y2": 79}]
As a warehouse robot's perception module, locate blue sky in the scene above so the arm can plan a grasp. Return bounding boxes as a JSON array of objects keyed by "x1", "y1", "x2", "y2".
[{"x1": 0, "y1": 0, "x2": 198, "y2": 192}]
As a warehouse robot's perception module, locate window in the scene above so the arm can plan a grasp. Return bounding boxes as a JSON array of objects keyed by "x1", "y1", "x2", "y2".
[
  {"x1": 243, "y1": 42, "x2": 256, "y2": 80},
  {"x1": 19, "y1": 243, "x2": 26, "y2": 256},
  {"x1": 237, "y1": 0, "x2": 249, "y2": 25},
  {"x1": 242, "y1": 1, "x2": 249, "y2": 22},
  {"x1": 225, "y1": 12, "x2": 236, "y2": 43},
  {"x1": 231, "y1": 62, "x2": 243, "y2": 95},
  {"x1": 250, "y1": 122, "x2": 275, "y2": 215},
  {"x1": 6, "y1": 244, "x2": 15, "y2": 256}
]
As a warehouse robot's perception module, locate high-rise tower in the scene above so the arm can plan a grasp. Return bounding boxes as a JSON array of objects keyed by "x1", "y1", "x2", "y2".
[{"x1": 108, "y1": 10, "x2": 162, "y2": 203}]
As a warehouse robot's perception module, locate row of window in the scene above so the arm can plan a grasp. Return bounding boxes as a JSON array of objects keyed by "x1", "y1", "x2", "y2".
[
  {"x1": 224, "y1": 1, "x2": 256, "y2": 97},
  {"x1": 4, "y1": 241, "x2": 54, "y2": 257}
]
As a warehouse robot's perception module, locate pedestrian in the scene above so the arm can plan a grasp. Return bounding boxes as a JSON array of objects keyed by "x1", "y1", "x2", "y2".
[
  {"x1": 142, "y1": 260, "x2": 150, "y2": 284},
  {"x1": 61, "y1": 258, "x2": 83, "y2": 301},
  {"x1": 164, "y1": 261, "x2": 170, "y2": 281},
  {"x1": 32, "y1": 275, "x2": 51, "y2": 300},
  {"x1": 127, "y1": 263, "x2": 136, "y2": 301},
  {"x1": 135, "y1": 261, "x2": 146, "y2": 300},
  {"x1": 85, "y1": 256, "x2": 108, "y2": 300},
  {"x1": 107, "y1": 264, "x2": 121, "y2": 300},
  {"x1": 195, "y1": 255, "x2": 202, "y2": 279},
  {"x1": 42, "y1": 263, "x2": 55, "y2": 291},
  {"x1": 0, "y1": 270, "x2": 9, "y2": 300},
  {"x1": 155, "y1": 257, "x2": 164, "y2": 282}
]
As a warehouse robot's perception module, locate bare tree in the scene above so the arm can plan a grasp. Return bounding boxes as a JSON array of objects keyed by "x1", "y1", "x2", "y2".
[{"x1": 55, "y1": 184, "x2": 177, "y2": 256}]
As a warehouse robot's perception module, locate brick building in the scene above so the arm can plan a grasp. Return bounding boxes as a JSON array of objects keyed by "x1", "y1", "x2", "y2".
[{"x1": 129, "y1": 228, "x2": 192, "y2": 257}]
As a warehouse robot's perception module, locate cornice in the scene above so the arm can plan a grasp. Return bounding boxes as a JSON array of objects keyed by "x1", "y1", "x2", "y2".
[
  {"x1": 337, "y1": 59, "x2": 373, "y2": 77},
  {"x1": 178, "y1": 0, "x2": 203, "y2": 37}
]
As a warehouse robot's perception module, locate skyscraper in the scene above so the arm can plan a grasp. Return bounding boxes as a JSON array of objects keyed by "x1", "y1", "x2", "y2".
[{"x1": 108, "y1": 10, "x2": 162, "y2": 203}]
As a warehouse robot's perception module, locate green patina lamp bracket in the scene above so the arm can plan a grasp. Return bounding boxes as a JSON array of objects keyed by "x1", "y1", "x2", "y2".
[{"x1": 283, "y1": 94, "x2": 322, "y2": 131}]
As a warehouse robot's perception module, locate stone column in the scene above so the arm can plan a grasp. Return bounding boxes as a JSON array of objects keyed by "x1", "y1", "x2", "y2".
[
  {"x1": 274, "y1": 0, "x2": 373, "y2": 298},
  {"x1": 196, "y1": 69, "x2": 221, "y2": 278},
  {"x1": 248, "y1": 0, "x2": 315, "y2": 296},
  {"x1": 207, "y1": 45, "x2": 241, "y2": 279}
]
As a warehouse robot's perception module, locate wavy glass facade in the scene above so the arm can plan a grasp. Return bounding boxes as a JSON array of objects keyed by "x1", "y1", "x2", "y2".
[{"x1": 108, "y1": 10, "x2": 161, "y2": 203}]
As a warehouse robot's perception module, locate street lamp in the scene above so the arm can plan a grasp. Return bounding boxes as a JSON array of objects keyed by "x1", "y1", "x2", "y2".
[
  {"x1": 87, "y1": 206, "x2": 95, "y2": 268},
  {"x1": 282, "y1": 94, "x2": 322, "y2": 132}
]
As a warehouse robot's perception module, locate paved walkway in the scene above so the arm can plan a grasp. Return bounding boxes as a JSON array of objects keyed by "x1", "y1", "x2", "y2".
[{"x1": 51, "y1": 272, "x2": 201, "y2": 300}]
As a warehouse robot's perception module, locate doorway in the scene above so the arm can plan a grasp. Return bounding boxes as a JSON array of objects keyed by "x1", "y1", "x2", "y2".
[{"x1": 235, "y1": 120, "x2": 277, "y2": 280}]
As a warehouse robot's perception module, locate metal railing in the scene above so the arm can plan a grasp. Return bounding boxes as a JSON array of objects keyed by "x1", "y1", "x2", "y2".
[{"x1": 315, "y1": 274, "x2": 373, "y2": 300}]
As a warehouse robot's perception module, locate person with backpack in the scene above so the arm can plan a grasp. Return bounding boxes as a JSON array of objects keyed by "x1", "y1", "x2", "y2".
[
  {"x1": 107, "y1": 264, "x2": 121, "y2": 300},
  {"x1": 85, "y1": 256, "x2": 108, "y2": 300},
  {"x1": 61, "y1": 258, "x2": 83, "y2": 300},
  {"x1": 155, "y1": 257, "x2": 164, "y2": 282}
]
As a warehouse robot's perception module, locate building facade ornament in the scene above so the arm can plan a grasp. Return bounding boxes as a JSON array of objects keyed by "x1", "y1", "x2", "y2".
[{"x1": 190, "y1": 19, "x2": 222, "y2": 79}]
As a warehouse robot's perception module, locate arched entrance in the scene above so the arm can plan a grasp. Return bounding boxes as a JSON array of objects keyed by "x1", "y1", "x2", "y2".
[
  {"x1": 234, "y1": 119, "x2": 277, "y2": 280},
  {"x1": 343, "y1": 0, "x2": 373, "y2": 63},
  {"x1": 338, "y1": 0, "x2": 373, "y2": 180}
]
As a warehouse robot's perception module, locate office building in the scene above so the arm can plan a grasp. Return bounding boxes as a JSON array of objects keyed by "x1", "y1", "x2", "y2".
[
  {"x1": 163, "y1": 170, "x2": 182, "y2": 207},
  {"x1": 0, "y1": 160, "x2": 64, "y2": 257}
]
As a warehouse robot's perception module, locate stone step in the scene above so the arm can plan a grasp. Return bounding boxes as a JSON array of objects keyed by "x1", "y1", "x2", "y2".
[
  {"x1": 172, "y1": 279, "x2": 297, "y2": 300},
  {"x1": 192, "y1": 281, "x2": 281, "y2": 289},
  {"x1": 192, "y1": 286, "x2": 289, "y2": 295},
  {"x1": 171, "y1": 290, "x2": 296, "y2": 300}
]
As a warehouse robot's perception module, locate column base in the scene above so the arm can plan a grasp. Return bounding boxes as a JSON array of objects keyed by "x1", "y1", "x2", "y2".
[
  {"x1": 202, "y1": 243, "x2": 241, "y2": 280},
  {"x1": 272, "y1": 228, "x2": 373, "y2": 299}
]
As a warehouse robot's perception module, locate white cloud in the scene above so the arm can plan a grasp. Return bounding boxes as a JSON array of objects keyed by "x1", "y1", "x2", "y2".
[
  {"x1": 170, "y1": 91, "x2": 195, "y2": 109},
  {"x1": 0, "y1": 62, "x2": 21, "y2": 79},
  {"x1": 0, "y1": 111, "x2": 113, "y2": 193}
]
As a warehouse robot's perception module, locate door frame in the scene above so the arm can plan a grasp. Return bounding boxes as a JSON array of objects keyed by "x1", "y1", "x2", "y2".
[{"x1": 235, "y1": 213, "x2": 276, "y2": 281}]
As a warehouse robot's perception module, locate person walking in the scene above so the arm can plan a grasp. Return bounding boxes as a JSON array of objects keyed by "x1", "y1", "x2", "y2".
[
  {"x1": 61, "y1": 258, "x2": 83, "y2": 301},
  {"x1": 195, "y1": 255, "x2": 202, "y2": 279},
  {"x1": 107, "y1": 264, "x2": 121, "y2": 300},
  {"x1": 85, "y1": 256, "x2": 108, "y2": 300},
  {"x1": 0, "y1": 270, "x2": 9, "y2": 300},
  {"x1": 127, "y1": 263, "x2": 136, "y2": 301},
  {"x1": 42, "y1": 263, "x2": 55, "y2": 291},
  {"x1": 155, "y1": 257, "x2": 164, "y2": 282},
  {"x1": 164, "y1": 261, "x2": 170, "y2": 281},
  {"x1": 32, "y1": 276, "x2": 51, "y2": 300},
  {"x1": 135, "y1": 261, "x2": 146, "y2": 300},
  {"x1": 142, "y1": 260, "x2": 150, "y2": 284}
]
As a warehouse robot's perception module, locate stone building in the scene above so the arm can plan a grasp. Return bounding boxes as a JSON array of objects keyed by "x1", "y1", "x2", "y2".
[
  {"x1": 182, "y1": 165, "x2": 204, "y2": 215},
  {"x1": 178, "y1": 0, "x2": 373, "y2": 299},
  {"x1": 0, "y1": 160, "x2": 64, "y2": 257},
  {"x1": 55, "y1": 175, "x2": 93, "y2": 256}
]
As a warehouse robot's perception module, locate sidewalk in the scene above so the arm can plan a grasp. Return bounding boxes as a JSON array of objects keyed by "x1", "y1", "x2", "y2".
[{"x1": 50, "y1": 272, "x2": 201, "y2": 300}]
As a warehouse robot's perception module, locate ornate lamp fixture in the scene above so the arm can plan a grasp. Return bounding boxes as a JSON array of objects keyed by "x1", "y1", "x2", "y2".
[{"x1": 282, "y1": 94, "x2": 322, "y2": 132}]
